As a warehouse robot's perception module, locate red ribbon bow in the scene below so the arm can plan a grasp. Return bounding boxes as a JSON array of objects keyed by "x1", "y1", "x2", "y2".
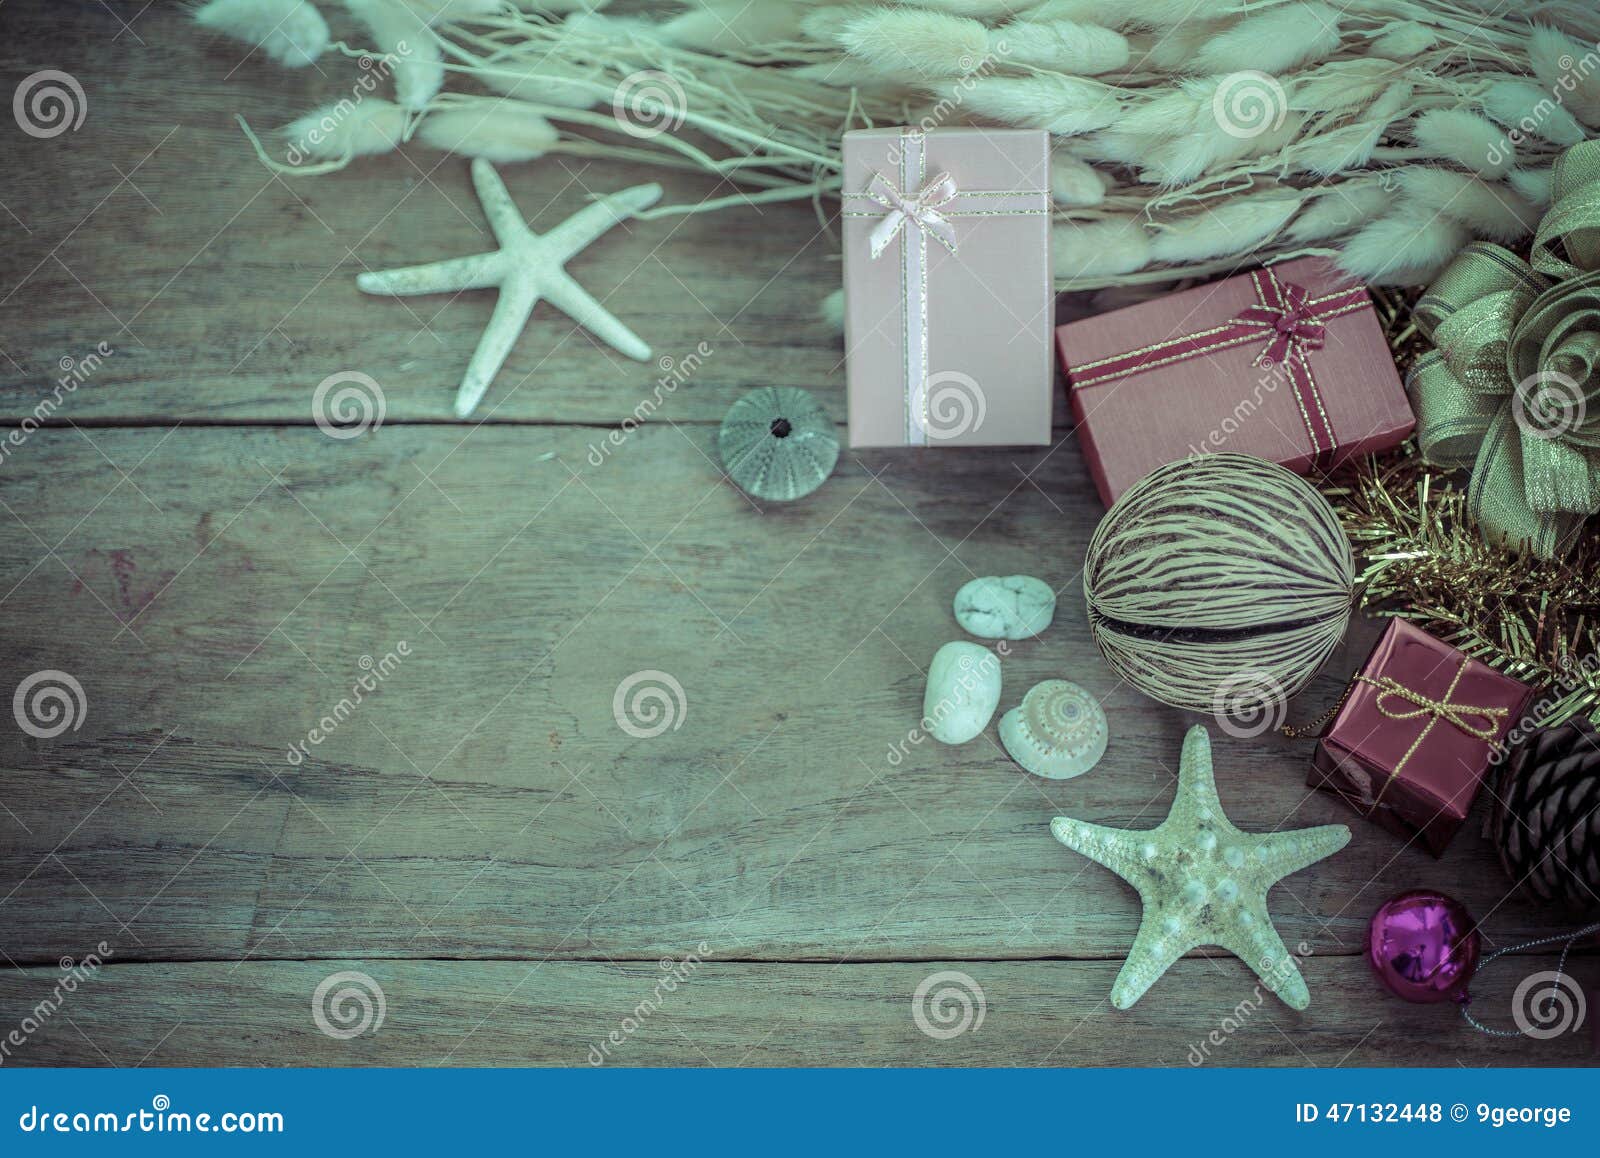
[{"x1": 1234, "y1": 279, "x2": 1329, "y2": 368}]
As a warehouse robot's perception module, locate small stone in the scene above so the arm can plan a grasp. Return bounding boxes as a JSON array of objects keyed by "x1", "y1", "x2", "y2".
[
  {"x1": 953, "y1": 575, "x2": 1055, "y2": 640},
  {"x1": 922, "y1": 641, "x2": 1002, "y2": 745}
]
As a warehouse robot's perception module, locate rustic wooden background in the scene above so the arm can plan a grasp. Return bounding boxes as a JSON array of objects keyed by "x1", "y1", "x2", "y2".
[{"x1": 0, "y1": 0, "x2": 1593, "y2": 1066}]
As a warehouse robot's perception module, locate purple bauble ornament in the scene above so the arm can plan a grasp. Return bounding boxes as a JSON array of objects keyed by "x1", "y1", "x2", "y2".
[{"x1": 1367, "y1": 890, "x2": 1481, "y2": 1004}]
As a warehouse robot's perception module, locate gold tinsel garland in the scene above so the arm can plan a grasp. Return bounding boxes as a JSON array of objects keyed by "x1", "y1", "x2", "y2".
[{"x1": 1320, "y1": 289, "x2": 1600, "y2": 724}]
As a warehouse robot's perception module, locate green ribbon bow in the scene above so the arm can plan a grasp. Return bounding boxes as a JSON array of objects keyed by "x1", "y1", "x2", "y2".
[{"x1": 1408, "y1": 139, "x2": 1600, "y2": 559}]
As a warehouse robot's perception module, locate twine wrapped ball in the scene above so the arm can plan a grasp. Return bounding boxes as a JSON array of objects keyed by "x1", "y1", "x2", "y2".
[{"x1": 1083, "y1": 454, "x2": 1355, "y2": 713}]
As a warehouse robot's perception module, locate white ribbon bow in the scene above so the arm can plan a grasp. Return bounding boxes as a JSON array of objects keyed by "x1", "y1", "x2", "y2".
[{"x1": 864, "y1": 171, "x2": 960, "y2": 260}]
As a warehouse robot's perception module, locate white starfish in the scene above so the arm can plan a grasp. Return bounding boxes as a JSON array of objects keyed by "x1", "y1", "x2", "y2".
[
  {"x1": 1051, "y1": 726, "x2": 1350, "y2": 1010},
  {"x1": 357, "y1": 158, "x2": 661, "y2": 417}
]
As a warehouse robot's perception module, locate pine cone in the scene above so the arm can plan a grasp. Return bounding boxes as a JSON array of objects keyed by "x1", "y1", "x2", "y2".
[{"x1": 1490, "y1": 717, "x2": 1600, "y2": 913}]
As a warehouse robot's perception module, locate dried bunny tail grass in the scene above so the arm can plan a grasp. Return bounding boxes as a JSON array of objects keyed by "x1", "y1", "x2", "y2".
[
  {"x1": 1510, "y1": 165, "x2": 1555, "y2": 207},
  {"x1": 1136, "y1": 115, "x2": 1303, "y2": 186},
  {"x1": 240, "y1": 99, "x2": 411, "y2": 175},
  {"x1": 959, "y1": 74, "x2": 1122, "y2": 134},
  {"x1": 1368, "y1": 19, "x2": 1437, "y2": 59},
  {"x1": 1083, "y1": 0, "x2": 1237, "y2": 26},
  {"x1": 1482, "y1": 79, "x2": 1587, "y2": 146},
  {"x1": 405, "y1": 0, "x2": 501, "y2": 21},
  {"x1": 820, "y1": 287, "x2": 845, "y2": 335},
  {"x1": 1087, "y1": 76, "x2": 1302, "y2": 185},
  {"x1": 474, "y1": 56, "x2": 604, "y2": 108},
  {"x1": 1288, "y1": 81, "x2": 1411, "y2": 176},
  {"x1": 1017, "y1": 0, "x2": 1123, "y2": 23},
  {"x1": 1050, "y1": 151, "x2": 1108, "y2": 205},
  {"x1": 827, "y1": 9, "x2": 990, "y2": 79},
  {"x1": 1410, "y1": 108, "x2": 1515, "y2": 178},
  {"x1": 1146, "y1": 191, "x2": 1303, "y2": 264},
  {"x1": 1529, "y1": 24, "x2": 1600, "y2": 128},
  {"x1": 1053, "y1": 218, "x2": 1152, "y2": 281},
  {"x1": 1190, "y1": 2, "x2": 1342, "y2": 76},
  {"x1": 1124, "y1": 20, "x2": 1230, "y2": 73},
  {"x1": 560, "y1": 10, "x2": 656, "y2": 37},
  {"x1": 508, "y1": 0, "x2": 611, "y2": 10},
  {"x1": 909, "y1": 0, "x2": 1030, "y2": 16},
  {"x1": 660, "y1": 2, "x2": 807, "y2": 52},
  {"x1": 1337, "y1": 210, "x2": 1468, "y2": 285},
  {"x1": 192, "y1": 0, "x2": 329, "y2": 67},
  {"x1": 796, "y1": 6, "x2": 864, "y2": 42},
  {"x1": 416, "y1": 101, "x2": 558, "y2": 162},
  {"x1": 1288, "y1": 59, "x2": 1400, "y2": 114},
  {"x1": 1392, "y1": 167, "x2": 1540, "y2": 242},
  {"x1": 991, "y1": 19, "x2": 1129, "y2": 75},
  {"x1": 344, "y1": 0, "x2": 444, "y2": 110},
  {"x1": 1285, "y1": 177, "x2": 1389, "y2": 243},
  {"x1": 1110, "y1": 81, "x2": 1215, "y2": 140}
]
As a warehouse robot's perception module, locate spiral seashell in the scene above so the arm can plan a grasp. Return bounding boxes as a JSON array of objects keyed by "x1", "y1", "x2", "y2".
[
  {"x1": 1083, "y1": 454, "x2": 1354, "y2": 713},
  {"x1": 999, "y1": 680, "x2": 1108, "y2": 779}
]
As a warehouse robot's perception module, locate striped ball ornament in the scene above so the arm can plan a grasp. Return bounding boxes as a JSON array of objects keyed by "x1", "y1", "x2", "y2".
[{"x1": 1083, "y1": 454, "x2": 1355, "y2": 714}]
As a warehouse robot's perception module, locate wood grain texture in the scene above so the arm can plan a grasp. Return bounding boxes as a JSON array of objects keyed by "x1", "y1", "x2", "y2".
[
  {"x1": 0, "y1": 955, "x2": 1593, "y2": 1067},
  {"x1": 0, "y1": 2, "x2": 1593, "y2": 1068},
  {"x1": 0, "y1": 1, "x2": 848, "y2": 426}
]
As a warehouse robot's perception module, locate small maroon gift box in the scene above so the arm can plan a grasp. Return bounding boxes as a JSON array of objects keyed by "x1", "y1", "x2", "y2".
[
  {"x1": 1309, "y1": 619, "x2": 1533, "y2": 856},
  {"x1": 1056, "y1": 256, "x2": 1415, "y2": 505},
  {"x1": 842, "y1": 126, "x2": 1053, "y2": 448}
]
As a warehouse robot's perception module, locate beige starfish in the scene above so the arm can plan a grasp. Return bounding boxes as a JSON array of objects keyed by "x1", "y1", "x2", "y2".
[
  {"x1": 357, "y1": 158, "x2": 661, "y2": 417},
  {"x1": 1051, "y1": 725, "x2": 1350, "y2": 1010}
]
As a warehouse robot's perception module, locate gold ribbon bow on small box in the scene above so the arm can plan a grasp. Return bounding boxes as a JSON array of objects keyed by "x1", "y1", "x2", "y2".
[
  {"x1": 1408, "y1": 139, "x2": 1600, "y2": 559},
  {"x1": 1354, "y1": 665, "x2": 1509, "y2": 804}
]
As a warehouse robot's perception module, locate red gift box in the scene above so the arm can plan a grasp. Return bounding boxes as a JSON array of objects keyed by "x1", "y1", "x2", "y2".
[
  {"x1": 1056, "y1": 256, "x2": 1415, "y2": 505},
  {"x1": 1309, "y1": 619, "x2": 1533, "y2": 856}
]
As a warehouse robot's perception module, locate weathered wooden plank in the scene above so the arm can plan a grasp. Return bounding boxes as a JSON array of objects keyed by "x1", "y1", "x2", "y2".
[
  {"x1": 1, "y1": 957, "x2": 1593, "y2": 1067},
  {"x1": 0, "y1": 426, "x2": 1572, "y2": 965},
  {"x1": 0, "y1": 2, "x2": 853, "y2": 426}
]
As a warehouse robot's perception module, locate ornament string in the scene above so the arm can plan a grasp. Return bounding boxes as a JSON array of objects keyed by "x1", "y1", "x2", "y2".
[{"x1": 1460, "y1": 920, "x2": 1600, "y2": 1037}]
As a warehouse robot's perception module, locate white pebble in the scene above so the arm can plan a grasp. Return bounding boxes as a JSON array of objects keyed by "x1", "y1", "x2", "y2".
[{"x1": 922, "y1": 641, "x2": 1003, "y2": 745}]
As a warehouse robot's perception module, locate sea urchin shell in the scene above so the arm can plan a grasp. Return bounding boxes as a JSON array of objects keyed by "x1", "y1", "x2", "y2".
[{"x1": 718, "y1": 386, "x2": 839, "y2": 502}]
